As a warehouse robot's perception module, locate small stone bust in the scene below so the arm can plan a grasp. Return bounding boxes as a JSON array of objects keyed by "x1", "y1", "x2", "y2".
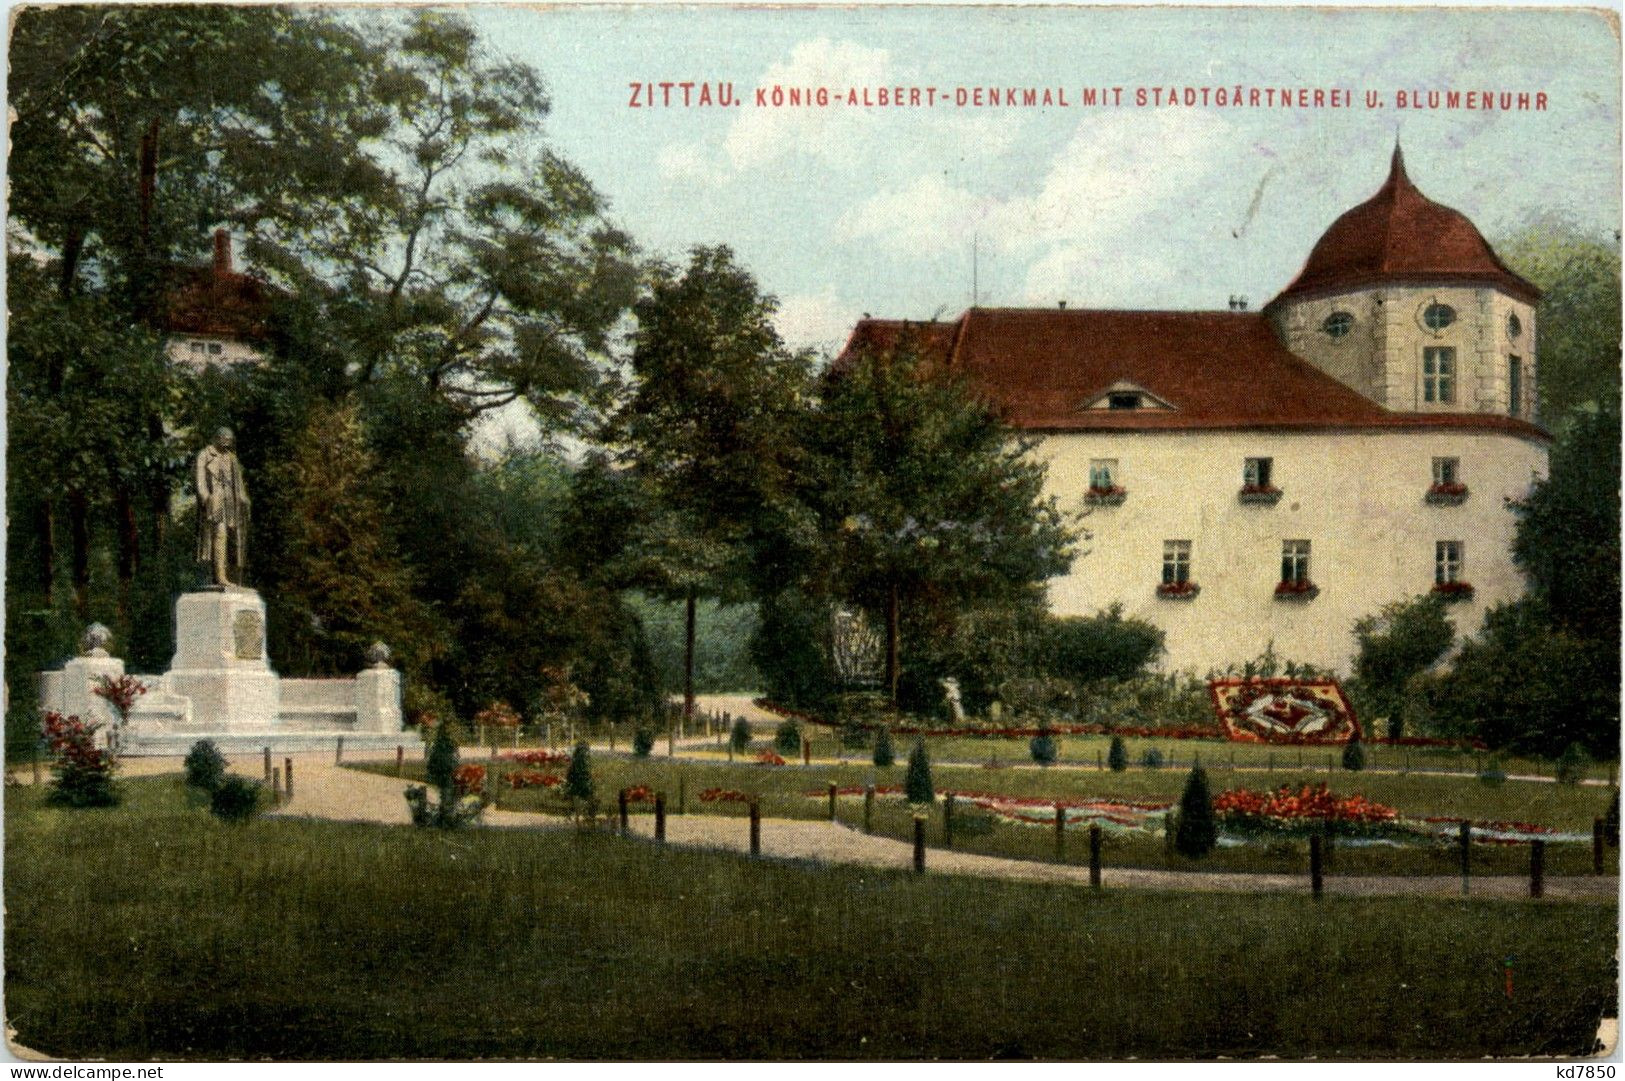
[
  {"x1": 365, "y1": 641, "x2": 393, "y2": 669},
  {"x1": 81, "y1": 623, "x2": 112, "y2": 658}
]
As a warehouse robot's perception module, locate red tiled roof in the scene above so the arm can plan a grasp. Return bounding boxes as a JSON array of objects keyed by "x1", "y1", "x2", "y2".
[
  {"x1": 161, "y1": 230, "x2": 274, "y2": 341},
  {"x1": 836, "y1": 307, "x2": 1549, "y2": 442},
  {"x1": 1268, "y1": 148, "x2": 1540, "y2": 308}
]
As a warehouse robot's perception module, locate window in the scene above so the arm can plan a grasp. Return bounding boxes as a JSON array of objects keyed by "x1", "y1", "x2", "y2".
[
  {"x1": 1322, "y1": 311, "x2": 1353, "y2": 339},
  {"x1": 1162, "y1": 541, "x2": 1191, "y2": 586},
  {"x1": 189, "y1": 341, "x2": 206, "y2": 355},
  {"x1": 1107, "y1": 393, "x2": 1141, "y2": 410},
  {"x1": 1423, "y1": 347, "x2": 1456, "y2": 403},
  {"x1": 1432, "y1": 457, "x2": 1460, "y2": 487},
  {"x1": 1280, "y1": 540, "x2": 1311, "y2": 585},
  {"x1": 1507, "y1": 312, "x2": 1523, "y2": 340},
  {"x1": 207, "y1": 342, "x2": 224, "y2": 356},
  {"x1": 1089, "y1": 459, "x2": 1118, "y2": 491},
  {"x1": 1244, "y1": 457, "x2": 1273, "y2": 490},
  {"x1": 1508, "y1": 356, "x2": 1522, "y2": 416},
  {"x1": 1423, "y1": 302, "x2": 1457, "y2": 331},
  {"x1": 1435, "y1": 541, "x2": 1464, "y2": 585}
]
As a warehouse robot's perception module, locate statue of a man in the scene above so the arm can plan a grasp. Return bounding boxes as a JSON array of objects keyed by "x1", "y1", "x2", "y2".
[{"x1": 195, "y1": 427, "x2": 250, "y2": 587}]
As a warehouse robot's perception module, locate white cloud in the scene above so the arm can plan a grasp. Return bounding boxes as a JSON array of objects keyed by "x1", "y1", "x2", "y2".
[
  {"x1": 724, "y1": 38, "x2": 893, "y2": 170},
  {"x1": 773, "y1": 290, "x2": 857, "y2": 355}
]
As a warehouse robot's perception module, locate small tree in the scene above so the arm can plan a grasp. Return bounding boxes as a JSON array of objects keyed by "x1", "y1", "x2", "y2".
[
  {"x1": 1029, "y1": 723, "x2": 1059, "y2": 766},
  {"x1": 1140, "y1": 747, "x2": 1165, "y2": 770},
  {"x1": 40, "y1": 712, "x2": 118, "y2": 808},
  {"x1": 426, "y1": 721, "x2": 460, "y2": 791},
  {"x1": 1107, "y1": 735, "x2": 1128, "y2": 772},
  {"x1": 566, "y1": 740, "x2": 595, "y2": 807},
  {"x1": 1341, "y1": 735, "x2": 1367, "y2": 772},
  {"x1": 184, "y1": 739, "x2": 228, "y2": 791},
  {"x1": 904, "y1": 739, "x2": 934, "y2": 806},
  {"x1": 1174, "y1": 765, "x2": 1217, "y2": 858},
  {"x1": 774, "y1": 719, "x2": 802, "y2": 755},
  {"x1": 1556, "y1": 742, "x2": 1590, "y2": 785},
  {"x1": 873, "y1": 725, "x2": 895, "y2": 768},
  {"x1": 632, "y1": 727, "x2": 655, "y2": 758},
  {"x1": 730, "y1": 717, "x2": 752, "y2": 755},
  {"x1": 209, "y1": 776, "x2": 263, "y2": 822}
]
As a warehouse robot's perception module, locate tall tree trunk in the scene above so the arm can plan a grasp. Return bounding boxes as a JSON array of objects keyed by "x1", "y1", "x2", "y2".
[
  {"x1": 114, "y1": 485, "x2": 139, "y2": 620},
  {"x1": 885, "y1": 582, "x2": 900, "y2": 708},
  {"x1": 58, "y1": 224, "x2": 85, "y2": 299},
  {"x1": 134, "y1": 117, "x2": 160, "y2": 324},
  {"x1": 683, "y1": 588, "x2": 697, "y2": 721},
  {"x1": 37, "y1": 499, "x2": 56, "y2": 604},
  {"x1": 67, "y1": 489, "x2": 90, "y2": 619}
]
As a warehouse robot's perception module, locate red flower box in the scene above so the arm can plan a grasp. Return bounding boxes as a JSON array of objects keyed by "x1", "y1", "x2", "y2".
[
  {"x1": 1431, "y1": 581, "x2": 1474, "y2": 600},
  {"x1": 1156, "y1": 580, "x2": 1200, "y2": 599},
  {"x1": 1425, "y1": 483, "x2": 1470, "y2": 506}
]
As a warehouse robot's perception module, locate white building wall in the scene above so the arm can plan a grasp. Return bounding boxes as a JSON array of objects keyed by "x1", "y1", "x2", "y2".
[
  {"x1": 1036, "y1": 428, "x2": 1549, "y2": 674},
  {"x1": 166, "y1": 335, "x2": 264, "y2": 370}
]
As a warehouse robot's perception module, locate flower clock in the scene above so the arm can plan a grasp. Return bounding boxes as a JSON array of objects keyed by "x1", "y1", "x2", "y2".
[{"x1": 1209, "y1": 677, "x2": 1360, "y2": 744}]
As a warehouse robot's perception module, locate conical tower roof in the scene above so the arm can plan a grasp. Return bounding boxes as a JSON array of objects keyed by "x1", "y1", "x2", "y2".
[{"x1": 1269, "y1": 147, "x2": 1540, "y2": 308}]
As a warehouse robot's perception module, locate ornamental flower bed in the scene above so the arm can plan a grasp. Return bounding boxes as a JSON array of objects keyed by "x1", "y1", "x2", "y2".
[
  {"x1": 623, "y1": 784, "x2": 655, "y2": 804},
  {"x1": 500, "y1": 748, "x2": 571, "y2": 766},
  {"x1": 452, "y1": 763, "x2": 486, "y2": 797},
  {"x1": 1213, "y1": 783, "x2": 1402, "y2": 838},
  {"x1": 1210, "y1": 678, "x2": 1360, "y2": 745},
  {"x1": 507, "y1": 770, "x2": 562, "y2": 789},
  {"x1": 699, "y1": 788, "x2": 754, "y2": 804},
  {"x1": 755, "y1": 750, "x2": 786, "y2": 766}
]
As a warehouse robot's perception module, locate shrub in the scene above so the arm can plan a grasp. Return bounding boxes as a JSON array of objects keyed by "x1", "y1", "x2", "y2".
[
  {"x1": 1477, "y1": 756, "x2": 1507, "y2": 787},
  {"x1": 1139, "y1": 747, "x2": 1165, "y2": 770},
  {"x1": 730, "y1": 717, "x2": 752, "y2": 755},
  {"x1": 40, "y1": 712, "x2": 118, "y2": 808},
  {"x1": 1556, "y1": 742, "x2": 1590, "y2": 785},
  {"x1": 1174, "y1": 765, "x2": 1217, "y2": 858},
  {"x1": 403, "y1": 784, "x2": 482, "y2": 830},
  {"x1": 184, "y1": 739, "x2": 228, "y2": 792},
  {"x1": 1341, "y1": 735, "x2": 1366, "y2": 772},
  {"x1": 1029, "y1": 726, "x2": 1059, "y2": 766},
  {"x1": 904, "y1": 739, "x2": 934, "y2": 806},
  {"x1": 873, "y1": 726, "x2": 895, "y2": 768},
  {"x1": 631, "y1": 727, "x2": 654, "y2": 758},
  {"x1": 1351, "y1": 594, "x2": 1454, "y2": 725},
  {"x1": 566, "y1": 740, "x2": 595, "y2": 804},
  {"x1": 1040, "y1": 606, "x2": 1164, "y2": 685},
  {"x1": 209, "y1": 775, "x2": 262, "y2": 822},
  {"x1": 426, "y1": 721, "x2": 460, "y2": 791},
  {"x1": 1107, "y1": 735, "x2": 1128, "y2": 772},
  {"x1": 774, "y1": 719, "x2": 802, "y2": 756}
]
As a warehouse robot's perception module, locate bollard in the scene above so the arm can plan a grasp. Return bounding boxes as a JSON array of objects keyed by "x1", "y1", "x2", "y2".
[
  {"x1": 1096, "y1": 750, "x2": 1103, "y2": 772},
  {"x1": 750, "y1": 799, "x2": 762, "y2": 857},
  {"x1": 284, "y1": 757, "x2": 294, "y2": 801},
  {"x1": 727, "y1": 740, "x2": 734, "y2": 763},
  {"x1": 1267, "y1": 752, "x2": 1274, "y2": 773},
  {"x1": 488, "y1": 762, "x2": 501, "y2": 809},
  {"x1": 1310, "y1": 835, "x2": 1324, "y2": 898},
  {"x1": 396, "y1": 745, "x2": 405, "y2": 777},
  {"x1": 1089, "y1": 824, "x2": 1102, "y2": 888},
  {"x1": 864, "y1": 784, "x2": 875, "y2": 834},
  {"x1": 1458, "y1": 821, "x2": 1471, "y2": 892},
  {"x1": 655, "y1": 793, "x2": 667, "y2": 843},
  {"x1": 1530, "y1": 839, "x2": 1545, "y2": 898},
  {"x1": 335, "y1": 736, "x2": 344, "y2": 765},
  {"x1": 619, "y1": 788, "x2": 629, "y2": 833},
  {"x1": 264, "y1": 746, "x2": 273, "y2": 784},
  {"x1": 610, "y1": 723, "x2": 616, "y2": 753},
  {"x1": 1326, "y1": 754, "x2": 1333, "y2": 773},
  {"x1": 1229, "y1": 750, "x2": 1236, "y2": 772},
  {"x1": 943, "y1": 792, "x2": 955, "y2": 848},
  {"x1": 272, "y1": 766, "x2": 283, "y2": 803},
  {"x1": 1595, "y1": 818, "x2": 1606, "y2": 875},
  {"x1": 679, "y1": 775, "x2": 687, "y2": 815},
  {"x1": 1054, "y1": 804, "x2": 1066, "y2": 859},
  {"x1": 1297, "y1": 749, "x2": 1303, "y2": 769},
  {"x1": 913, "y1": 817, "x2": 926, "y2": 873},
  {"x1": 803, "y1": 736, "x2": 810, "y2": 766}
]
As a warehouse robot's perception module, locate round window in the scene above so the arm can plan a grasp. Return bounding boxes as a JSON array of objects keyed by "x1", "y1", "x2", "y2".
[
  {"x1": 1507, "y1": 312, "x2": 1523, "y2": 340},
  {"x1": 1423, "y1": 302, "x2": 1457, "y2": 331},
  {"x1": 1322, "y1": 311, "x2": 1354, "y2": 339}
]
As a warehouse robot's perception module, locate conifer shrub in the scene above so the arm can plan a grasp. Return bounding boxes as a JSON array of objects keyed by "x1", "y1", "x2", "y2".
[
  {"x1": 184, "y1": 739, "x2": 228, "y2": 792},
  {"x1": 730, "y1": 717, "x2": 752, "y2": 755},
  {"x1": 1556, "y1": 742, "x2": 1590, "y2": 785},
  {"x1": 1107, "y1": 735, "x2": 1128, "y2": 772},
  {"x1": 1174, "y1": 765, "x2": 1218, "y2": 858},
  {"x1": 873, "y1": 726, "x2": 895, "y2": 768},
  {"x1": 632, "y1": 727, "x2": 655, "y2": 758},
  {"x1": 1029, "y1": 724, "x2": 1059, "y2": 766},
  {"x1": 774, "y1": 719, "x2": 802, "y2": 755},
  {"x1": 426, "y1": 722, "x2": 460, "y2": 791},
  {"x1": 1139, "y1": 747, "x2": 1165, "y2": 770},
  {"x1": 40, "y1": 712, "x2": 119, "y2": 808},
  {"x1": 904, "y1": 739, "x2": 934, "y2": 807},
  {"x1": 1341, "y1": 735, "x2": 1366, "y2": 772},
  {"x1": 566, "y1": 740, "x2": 595, "y2": 805},
  {"x1": 209, "y1": 775, "x2": 263, "y2": 822}
]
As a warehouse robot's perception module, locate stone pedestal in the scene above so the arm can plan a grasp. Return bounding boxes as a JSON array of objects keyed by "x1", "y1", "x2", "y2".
[
  {"x1": 54, "y1": 655, "x2": 126, "y2": 729},
  {"x1": 167, "y1": 589, "x2": 280, "y2": 730},
  {"x1": 355, "y1": 667, "x2": 403, "y2": 733}
]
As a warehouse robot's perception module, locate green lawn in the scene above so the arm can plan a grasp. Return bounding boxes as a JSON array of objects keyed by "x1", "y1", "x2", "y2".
[{"x1": 6, "y1": 778, "x2": 1616, "y2": 1060}]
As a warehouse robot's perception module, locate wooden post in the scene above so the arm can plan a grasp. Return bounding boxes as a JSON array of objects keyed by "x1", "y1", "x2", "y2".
[
  {"x1": 913, "y1": 816, "x2": 926, "y2": 873},
  {"x1": 545, "y1": 722, "x2": 552, "y2": 749},
  {"x1": 1297, "y1": 748, "x2": 1303, "y2": 769},
  {"x1": 1089, "y1": 824, "x2": 1102, "y2": 888},
  {"x1": 1326, "y1": 753, "x2": 1333, "y2": 773},
  {"x1": 1594, "y1": 818, "x2": 1605, "y2": 875},
  {"x1": 1053, "y1": 805, "x2": 1066, "y2": 859},
  {"x1": 284, "y1": 757, "x2": 294, "y2": 800},
  {"x1": 618, "y1": 788, "x2": 629, "y2": 833},
  {"x1": 1458, "y1": 821, "x2": 1471, "y2": 892},
  {"x1": 396, "y1": 745, "x2": 405, "y2": 777},
  {"x1": 749, "y1": 799, "x2": 761, "y2": 857},
  {"x1": 335, "y1": 736, "x2": 344, "y2": 765},
  {"x1": 668, "y1": 725, "x2": 675, "y2": 757},
  {"x1": 272, "y1": 766, "x2": 283, "y2": 803},
  {"x1": 488, "y1": 762, "x2": 501, "y2": 809},
  {"x1": 655, "y1": 793, "x2": 667, "y2": 843},
  {"x1": 828, "y1": 781, "x2": 838, "y2": 822},
  {"x1": 1267, "y1": 752, "x2": 1274, "y2": 773},
  {"x1": 1309, "y1": 834, "x2": 1324, "y2": 898},
  {"x1": 1096, "y1": 750, "x2": 1103, "y2": 772},
  {"x1": 803, "y1": 736, "x2": 811, "y2": 766},
  {"x1": 1529, "y1": 839, "x2": 1545, "y2": 898},
  {"x1": 864, "y1": 784, "x2": 875, "y2": 834},
  {"x1": 609, "y1": 723, "x2": 616, "y2": 753},
  {"x1": 943, "y1": 792, "x2": 955, "y2": 848},
  {"x1": 263, "y1": 746, "x2": 272, "y2": 784},
  {"x1": 678, "y1": 775, "x2": 687, "y2": 815},
  {"x1": 1229, "y1": 750, "x2": 1236, "y2": 772}
]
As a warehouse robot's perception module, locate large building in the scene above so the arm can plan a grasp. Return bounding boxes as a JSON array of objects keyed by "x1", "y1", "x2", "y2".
[{"x1": 840, "y1": 149, "x2": 1550, "y2": 674}]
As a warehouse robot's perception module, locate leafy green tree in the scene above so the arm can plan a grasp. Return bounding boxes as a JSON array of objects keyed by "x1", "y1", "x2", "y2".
[
  {"x1": 904, "y1": 740, "x2": 935, "y2": 806},
  {"x1": 1350, "y1": 594, "x2": 1454, "y2": 737},
  {"x1": 810, "y1": 337, "x2": 1076, "y2": 705},
  {"x1": 632, "y1": 727, "x2": 655, "y2": 758},
  {"x1": 1174, "y1": 765, "x2": 1217, "y2": 858},
  {"x1": 1040, "y1": 606, "x2": 1164, "y2": 686},
  {"x1": 210, "y1": 777, "x2": 264, "y2": 823}
]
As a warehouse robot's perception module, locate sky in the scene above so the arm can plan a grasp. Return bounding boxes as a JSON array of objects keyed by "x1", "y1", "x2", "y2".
[{"x1": 462, "y1": 4, "x2": 1620, "y2": 361}]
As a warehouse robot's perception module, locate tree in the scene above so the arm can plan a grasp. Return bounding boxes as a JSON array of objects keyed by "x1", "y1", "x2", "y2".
[
  {"x1": 1107, "y1": 736, "x2": 1128, "y2": 772},
  {"x1": 183, "y1": 739, "x2": 228, "y2": 792},
  {"x1": 1040, "y1": 606, "x2": 1164, "y2": 686},
  {"x1": 1350, "y1": 594, "x2": 1455, "y2": 736},
  {"x1": 1174, "y1": 765, "x2": 1217, "y2": 858},
  {"x1": 1029, "y1": 723, "x2": 1059, "y2": 766},
  {"x1": 904, "y1": 740, "x2": 935, "y2": 806},
  {"x1": 873, "y1": 726, "x2": 896, "y2": 768},
  {"x1": 730, "y1": 717, "x2": 752, "y2": 755},
  {"x1": 608, "y1": 246, "x2": 813, "y2": 720},
  {"x1": 1341, "y1": 735, "x2": 1367, "y2": 772},
  {"x1": 426, "y1": 722, "x2": 460, "y2": 792},
  {"x1": 565, "y1": 741, "x2": 595, "y2": 806},
  {"x1": 810, "y1": 336, "x2": 1076, "y2": 706}
]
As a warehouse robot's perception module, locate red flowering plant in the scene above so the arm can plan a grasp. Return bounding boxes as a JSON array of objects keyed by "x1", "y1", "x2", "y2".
[
  {"x1": 1155, "y1": 580, "x2": 1200, "y2": 599},
  {"x1": 623, "y1": 784, "x2": 656, "y2": 804},
  {"x1": 756, "y1": 749, "x2": 786, "y2": 766},
  {"x1": 474, "y1": 701, "x2": 521, "y2": 730},
  {"x1": 1212, "y1": 783, "x2": 1403, "y2": 839},
  {"x1": 40, "y1": 712, "x2": 119, "y2": 807},
  {"x1": 452, "y1": 763, "x2": 487, "y2": 798},
  {"x1": 1431, "y1": 581, "x2": 1474, "y2": 601},
  {"x1": 1273, "y1": 579, "x2": 1319, "y2": 598},
  {"x1": 507, "y1": 770, "x2": 563, "y2": 789},
  {"x1": 93, "y1": 674, "x2": 146, "y2": 752},
  {"x1": 500, "y1": 748, "x2": 571, "y2": 767},
  {"x1": 699, "y1": 788, "x2": 754, "y2": 804}
]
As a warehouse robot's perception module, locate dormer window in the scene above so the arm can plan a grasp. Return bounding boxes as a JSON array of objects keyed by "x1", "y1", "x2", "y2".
[
  {"x1": 1423, "y1": 302, "x2": 1457, "y2": 332},
  {"x1": 1108, "y1": 392, "x2": 1141, "y2": 410},
  {"x1": 1321, "y1": 311, "x2": 1353, "y2": 339}
]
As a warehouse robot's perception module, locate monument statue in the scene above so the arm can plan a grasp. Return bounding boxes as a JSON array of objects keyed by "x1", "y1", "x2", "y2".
[{"x1": 195, "y1": 427, "x2": 250, "y2": 587}]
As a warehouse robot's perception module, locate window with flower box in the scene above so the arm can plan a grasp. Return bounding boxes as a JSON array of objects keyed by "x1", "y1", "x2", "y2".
[
  {"x1": 1240, "y1": 456, "x2": 1281, "y2": 504},
  {"x1": 1433, "y1": 540, "x2": 1472, "y2": 600},
  {"x1": 1157, "y1": 540, "x2": 1198, "y2": 598},
  {"x1": 1426, "y1": 456, "x2": 1468, "y2": 505},
  {"x1": 1086, "y1": 458, "x2": 1126, "y2": 506},
  {"x1": 1276, "y1": 540, "x2": 1317, "y2": 599}
]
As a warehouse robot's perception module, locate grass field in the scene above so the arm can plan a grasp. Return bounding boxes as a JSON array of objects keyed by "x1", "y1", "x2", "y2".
[
  {"x1": 359, "y1": 750, "x2": 1618, "y2": 877},
  {"x1": 6, "y1": 777, "x2": 1616, "y2": 1060}
]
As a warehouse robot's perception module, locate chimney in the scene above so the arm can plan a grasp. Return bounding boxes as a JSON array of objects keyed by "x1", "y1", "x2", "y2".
[
  {"x1": 213, "y1": 229, "x2": 232, "y2": 277},
  {"x1": 1058, "y1": 300, "x2": 1067, "y2": 310}
]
